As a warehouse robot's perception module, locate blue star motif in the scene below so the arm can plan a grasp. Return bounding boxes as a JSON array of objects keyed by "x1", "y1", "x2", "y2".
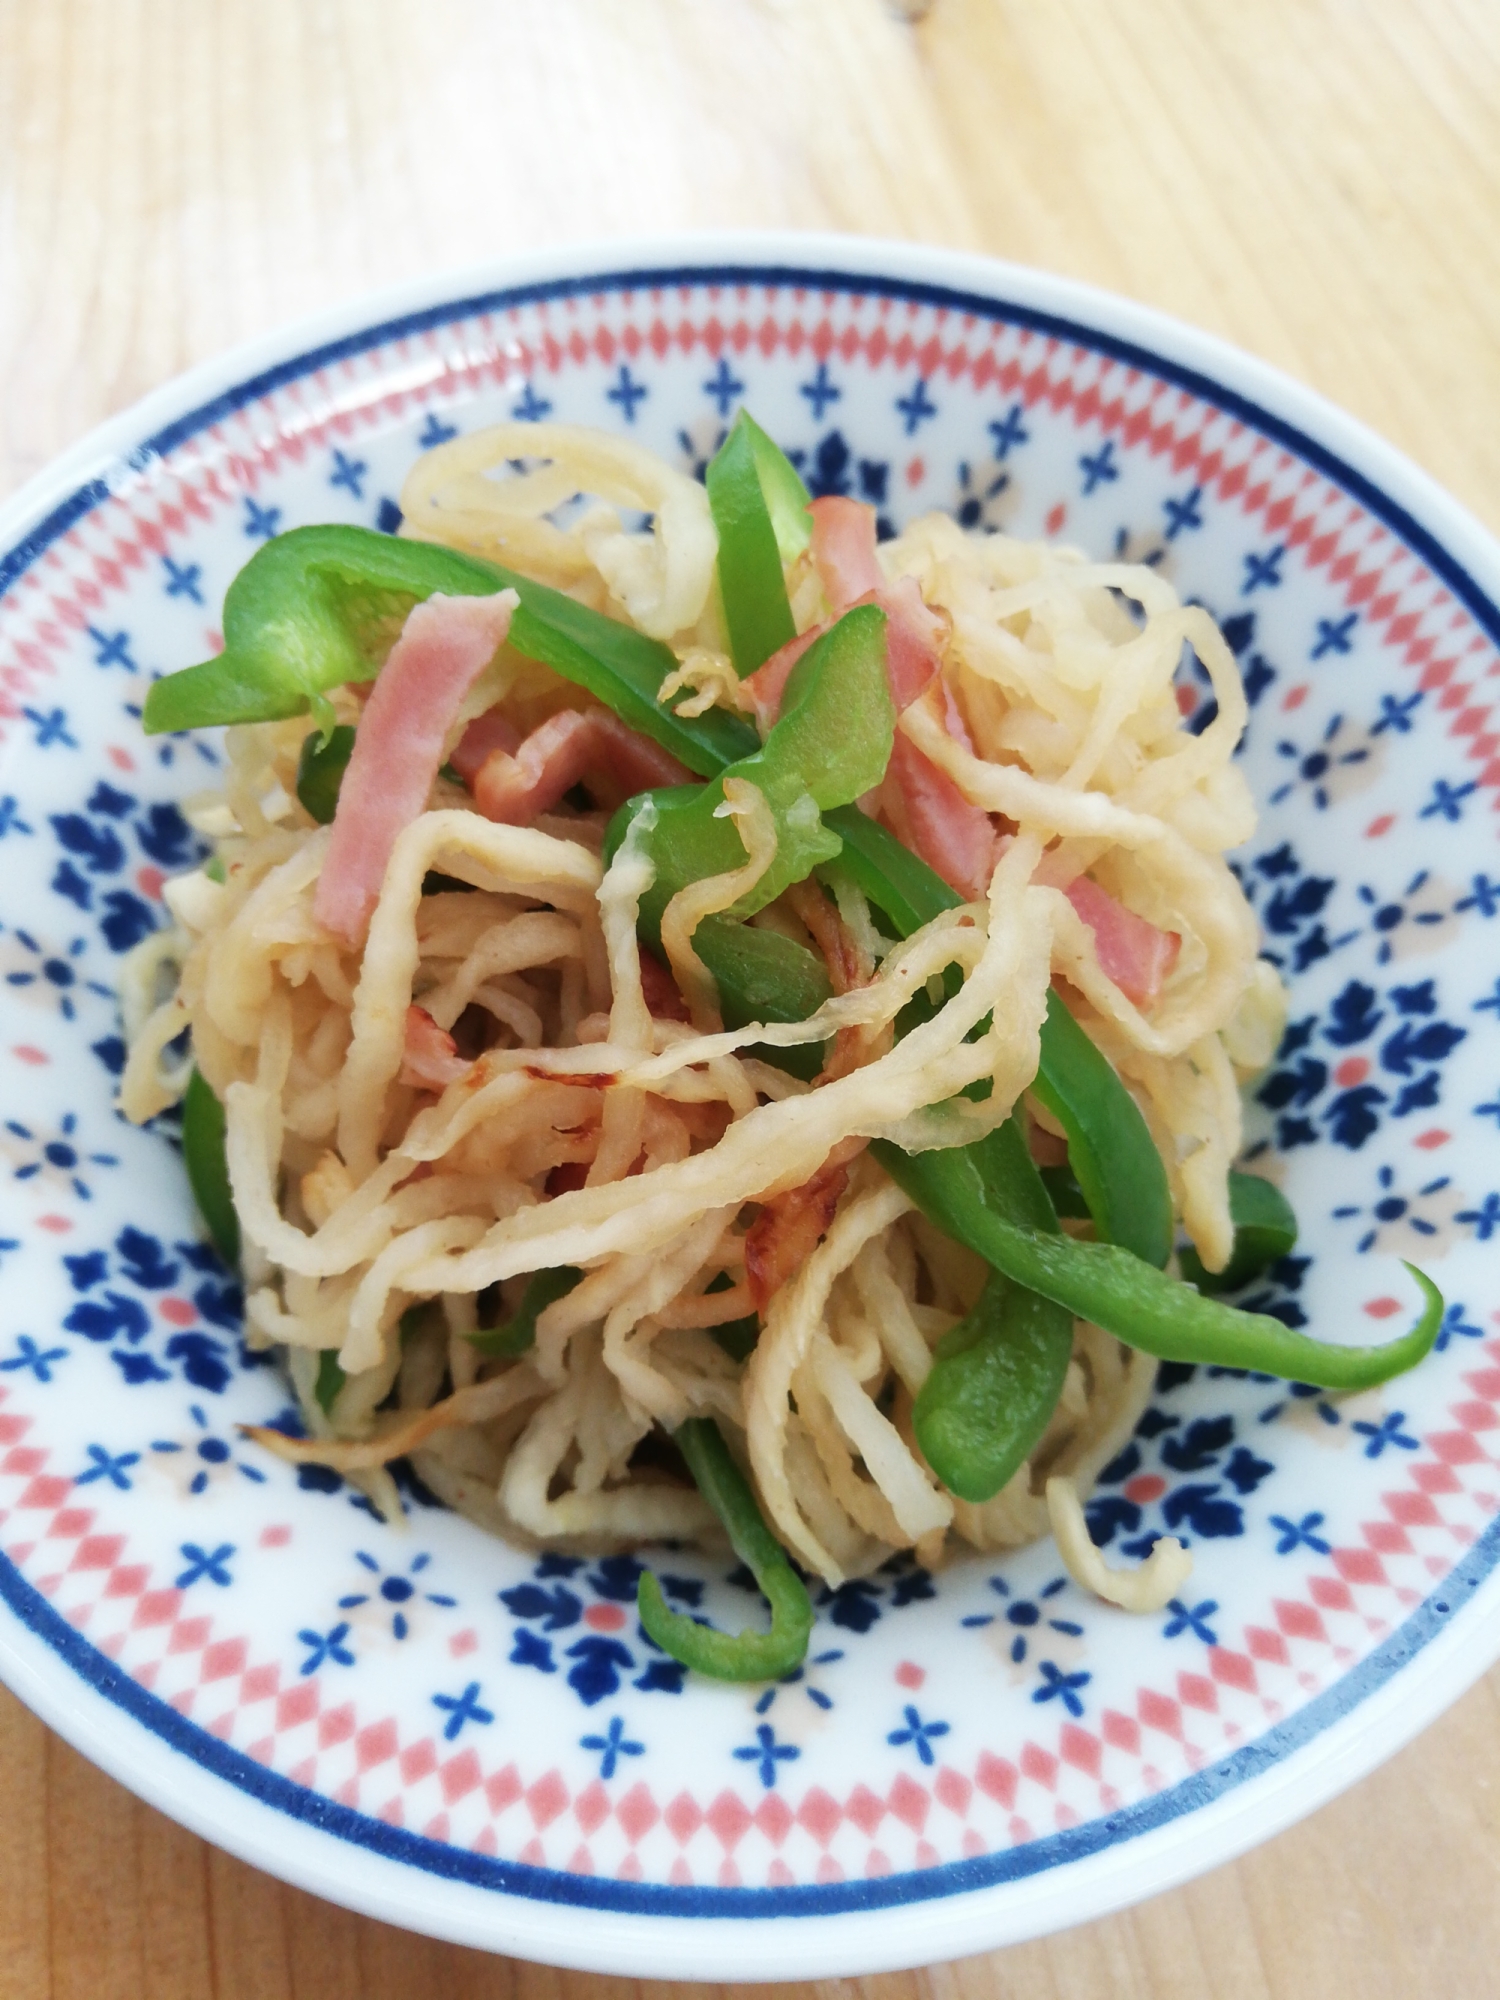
[
  {"x1": 1420, "y1": 778, "x2": 1478, "y2": 823},
  {"x1": 1032, "y1": 1662, "x2": 1091, "y2": 1718},
  {"x1": 432, "y1": 1680, "x2": 495, "y2": 1741},
  {"x1": 1456, "y1": 876, "x2": 1500, "y2": 918},
  {"x1": 88, "y1": 626, "x2": 136, "y2": 672},
  {"x1": 0, "y1": 797, "x2": 33, "y2": 837},
  {"x1": 1435, "y1": 1301, "x2": 1483, "y2": 1352},
  {"x1": 734, "y1": 1722, "x2": 800, "y2": 1787},
  {"x1": 988, "y1": 403, "x2": 1029, "y2": 458},
  {"x1": 605, "y1": 365, "x2": 648, "y2": 423},
  {"x1": 161, "y1": 557, "x2": 204, "y2": 604},
  {"x1": 298, "y1": 1621, "x2": 355, "y2": 1674},
  {"x1": 702, "y1": 357, "x2": 746, "y2": 418},
  {"x1": 895, "y1": 376, "x2": 938, "y2": 434},
  {"x1": 1162, "y1": 1598, "x2": 1219, "y2": 1644},
  {"x1": 418, "y1": 411, "x2": 459, "y2": 447},
  {"x1": 75, "y1": 1443, "x2": 141, "y2": 1491},
  {"x1": 243, "y1": 497, "x2": 281, "y2": 539},
  {"x1": 1312, "y1": 612, "x2": 1357, "y2": 659},
  {"x1": 1078, "y1": 440, "x2": 1118, "y2": 494},
  {"x1": 1162, "y1": 486, "x2": 1203, "y2": 539},
  {"x1": 1351, "y1": 1411, "x2": 1419, "y2": 1460},
  {"x1": 1477, "y1": 1090, "x2": 1500, "y2": 1125},
  {"x1": 511, "y1": 382, "x2": 552, "y2": 423},
  {"x1": 0, "y1": 1335, "x2": 68, "y2": 1382},
  {"x1": 1270, "y1": 1511, "x2": 1332, "y2": 1555},
  {"x1": 329, "y1": 448, "x2": 368, "y2": 499},
  {"x1": 1475, "y1": 982, "x2": 1500, "y2": 1017},
  {"x1": 886, "y1": 1703, "x2": 951, "y2": 1766},
  {"x1": 1243, "y1": 544, "x2": 1286, "y2": 593},
  {"x1": 1457, "y1": 1193, "x2": 1500, "y2": 1241},
  {"x1": 580, "y1": 1714, "x2": 645, "y2": 1779},
  {"x1": 799, "y1": 362, "x2": 841, "y2": 421},
  {"x1": 1372, "y1": 691, "x2": 1422, "y2": 735},
  {"x1": 24, "y1": 708, "x2": 77, "y2": 749},
  {"x1": 176, "y1": 1541, "x2": 235, "y2": 1588}
]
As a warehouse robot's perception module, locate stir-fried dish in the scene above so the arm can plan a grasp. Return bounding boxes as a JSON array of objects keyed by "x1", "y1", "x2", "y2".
[{"x1": 119, "y1": 412, "x2": 1441, "y2": 1680}]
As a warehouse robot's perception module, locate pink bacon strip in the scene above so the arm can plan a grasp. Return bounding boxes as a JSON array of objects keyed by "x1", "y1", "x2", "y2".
[
  {"x1": 313, "y1": 591, "x2": 518, "y2": 947},
  {"x1": 469, "y1": 707, "x2": 691, "y2": 824},
  {"x1": 1064, "y1": 876, "x2": 1181, "y2": 1008}
]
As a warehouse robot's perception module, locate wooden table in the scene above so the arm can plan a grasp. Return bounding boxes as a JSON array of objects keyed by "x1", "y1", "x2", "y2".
[{"x1": 3, "y1": 2, "x2": 1498, "y2": 1992}]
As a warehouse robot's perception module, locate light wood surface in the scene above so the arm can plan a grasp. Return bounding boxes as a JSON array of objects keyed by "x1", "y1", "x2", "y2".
[{"x1": 3, "y1": 2, "x2": 1498, "y2": 1993}]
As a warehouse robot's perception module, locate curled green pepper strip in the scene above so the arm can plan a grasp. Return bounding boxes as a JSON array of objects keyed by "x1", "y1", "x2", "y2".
[
  {"x1": 181, "y1": 1068, "x2": 239, "y2": 1266},
  {"x1": 296, "y1": 723, "x2": 356, "y2": 825},
  {"x1": 637, "y1": 1418, "x2": 813, "y2": 1681},
  {"x1": 912, "y1": 1117, "x2": 1075, "y2": 1502},
  {"x1": 705, "y1": 412, "x2": 798, "y2": 677},
  {"x1": 466, "y1": 1267, "x2": 582, "y2": 1359},
  {"x1": 875, "y1": 1136, "x2": 1443, "y2": 1388},
  {"x1": 609, "y1": 603, "x2": 896, "y2": 935},
  {"x1": 915, "y1": 1275, "x2": 1074, "y2": 1502},
  {"x1": 825, "y1": 805, "x2": 1173, "y2": 1265},
  {"x1": 142, "y1": 525, "x2": 759, "y2": 776},
  {"x1": 1180, "y1": 1171, "x2": 1298, "y2": 1295},
  {"x1": 739, "y1": 410, "x2": 814, "y2": 565}
]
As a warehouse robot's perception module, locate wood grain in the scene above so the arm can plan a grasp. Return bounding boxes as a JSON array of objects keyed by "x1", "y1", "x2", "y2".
[{"x1": 1, "y1": 2, "x2": 1498, "y2": 1992}]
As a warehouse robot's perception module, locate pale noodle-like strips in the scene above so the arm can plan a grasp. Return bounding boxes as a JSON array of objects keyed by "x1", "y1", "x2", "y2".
[{"x1": 121, "y1": 433, "x2": 1277, "y2": 1601}]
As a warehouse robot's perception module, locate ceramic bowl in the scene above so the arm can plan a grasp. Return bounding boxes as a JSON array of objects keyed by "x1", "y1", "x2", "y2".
[{"x1": 1, "y1": 236, "x2": 1498, "y2": 1979}]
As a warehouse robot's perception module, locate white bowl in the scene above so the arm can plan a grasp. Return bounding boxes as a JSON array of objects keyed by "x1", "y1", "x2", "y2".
[{"x1": 1, "y1": 235, "x2": 1498, "y2": 1979}]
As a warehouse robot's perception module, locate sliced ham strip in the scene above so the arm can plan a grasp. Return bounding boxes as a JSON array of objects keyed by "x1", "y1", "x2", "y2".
[
  {"x1": 313, "y1": 590, "x2": 518, "y2": 946},
  {"x1": 471, "y1": 707, "x2": 692, "y2": 823},
  {"x1": 876, "y1": 574, "x2": 943, "y2": 711},
  {"x1": 740, "y1": 626, "x2": 821, "y2": 733},
  {"x1": 880, "y1": 687, "x2": 996, "y2": 900},
  {"x1": 744, "y1": 500, "x2": 941, "y2": 736},
  {"x1": 1065, "y1": 876, "x2": 1181, "y2": 1008},
  {"x1": 884, "y1": 732, "x2": 997, "y2": 899},
  {"x1": 399, "y1": 1005, "x2": 471, "y2": 1090},
  {"x1": 450, "y1": 705, "x2": 521, "y2": 783},
  {"x1": 809, "y1": 494, "x2": 884, "y2": 609}
]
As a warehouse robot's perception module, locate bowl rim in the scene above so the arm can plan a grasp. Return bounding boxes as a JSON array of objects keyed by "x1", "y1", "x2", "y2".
[{"x1": 2, "y1": 228, "x2": 1499, "y2": 1979}]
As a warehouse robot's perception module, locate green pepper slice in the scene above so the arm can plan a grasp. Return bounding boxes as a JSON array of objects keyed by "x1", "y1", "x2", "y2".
[
  {"x1": 181, "y1": 1067, "x2": 239, "y2": 1266},
  {"x1": 1180, "y1": 1171, "x2": 1299, "y2": 1295},
  {"x1": 466, "y1": 1267, "x2": 583, "y2": 1359},
  {"x1": 876, "y1": 1137, "x2": 1442, "y2": 1389},
  {"x1": 705, "y1": 412, "x2": 798, "y2": 677},
  {"x1": 142, "y1": 526, "x2": 759, "y2": 777},
  {"x1": 911, "y1": 1117, "x2": 1074, "y2": 1502},
  {"x1": 637, "y1": 1418, "x2": 814, "y2": 1681},
  {"x1": 296, "y1": 723, "x2": 356, "y2": 825}
]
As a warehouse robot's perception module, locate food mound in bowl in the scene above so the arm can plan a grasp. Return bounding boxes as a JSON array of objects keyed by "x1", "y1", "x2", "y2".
[{"x1": 118, "y1": 411, "x2": 1440, "y2": 1682}]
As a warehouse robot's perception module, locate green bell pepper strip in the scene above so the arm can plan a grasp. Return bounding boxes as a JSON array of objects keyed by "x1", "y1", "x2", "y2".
[
  {"x1": 911, "y1": 1116, "x2": 1075, "y2": 1502},
  {"x1": 874, "y1": 1135, "x2": 1443, "y2": 1389},
  {"x1": 314, "y1": 1349, "x2": 346, "y2": 1416},
  {"x1": 609, "y1": 603, "x2": 896, "y2": 934},
  {"x1": 296, "y1": 723, "x2": 356, "y2": 824},
  {"x1": 314, "y1": 1303, "x2": 429, "y2": 1417},
  {"x1": 141, "y1": 525, "x2": 759, "y2": 776},
  {"x1": 705, "y1": 413, "x2": 798, "y2": 677},
  {"x1": 1180, "y1": 1171, "x2": 1298, "y2": 1295},
  {"x1": 826, "y1": 805, "x2": 1173, "y2": 1266},
  {"x1": 181, "y1": 1068, "x2": 239, "y2": 1266},
  {"x1": 915, "y1": 1275, "x2": 1075, "y2": 1503},
  {"x1": 740, "y1": 411, "x2": 814, "y2": 565},
  {"x1": 466, "y1": 1267, "x2": 583, "y2": 1359},
  {"x1": 636, "y1": 1417, "x2": 814, "y2": 1680}
]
